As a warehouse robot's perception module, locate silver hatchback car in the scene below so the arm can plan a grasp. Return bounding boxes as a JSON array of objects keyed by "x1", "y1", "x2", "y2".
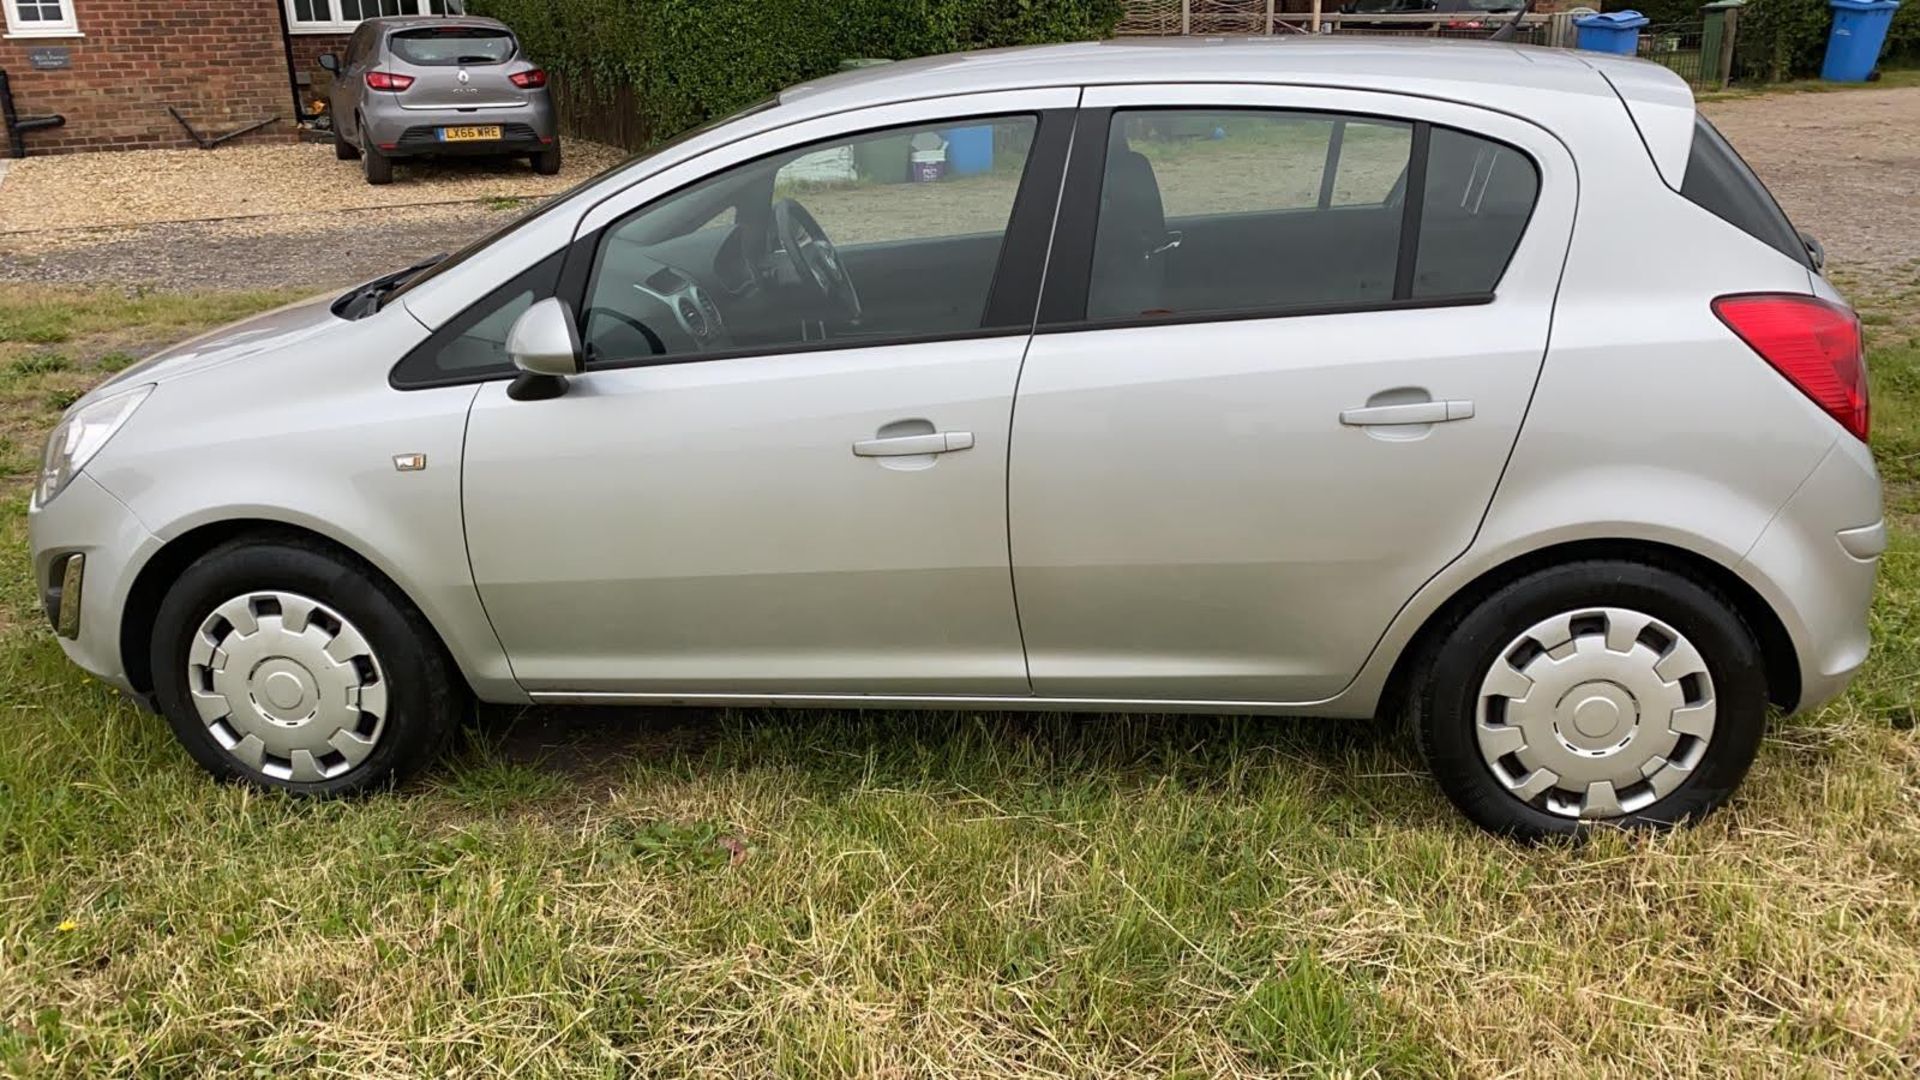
[
  {"x1": 30, "y1": 39, "x2": 1882, "y2": 837},
  {"x1": 319, "y1": 15, "x2": 559, "y2": 185}
]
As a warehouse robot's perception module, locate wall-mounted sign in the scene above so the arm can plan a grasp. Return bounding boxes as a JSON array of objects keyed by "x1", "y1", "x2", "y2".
[{"x1": 27, "y1": 47, "x2": 71, "y2": 71}]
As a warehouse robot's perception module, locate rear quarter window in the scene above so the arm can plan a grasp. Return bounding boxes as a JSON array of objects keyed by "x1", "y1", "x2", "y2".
[
  {"x1": 1679, "y1": 116, "x2": 1810, "y2": 269},
  {"x1": 390, "y1": 27, "x2": 517, "y2": 67}
]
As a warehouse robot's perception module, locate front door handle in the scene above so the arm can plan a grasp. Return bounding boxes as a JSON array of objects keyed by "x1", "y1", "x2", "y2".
[
  {"x1": 1339, "y1": 400, "x2": 1474, "y2": 426},
  {"x1": 852, "y1": 431, "x2": 975, "y2": 457}
]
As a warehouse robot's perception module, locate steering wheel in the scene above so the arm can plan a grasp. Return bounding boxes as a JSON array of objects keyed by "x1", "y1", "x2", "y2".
[{"x1": 772, "y1": 198, "x2": 863, "y2": 323}]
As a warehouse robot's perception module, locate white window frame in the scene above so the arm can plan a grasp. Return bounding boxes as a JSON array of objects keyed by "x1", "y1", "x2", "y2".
[
  {"x1": 3, "y1": 0, "x2": 82, "y2": 39},
  {"x1": 283, "y1": 0, "x2": 463, "y2": 35}
]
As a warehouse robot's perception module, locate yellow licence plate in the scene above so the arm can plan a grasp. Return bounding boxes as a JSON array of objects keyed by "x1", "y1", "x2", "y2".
[{"x1": 440, "y1": 126, "x2": 502, "y2": 142}]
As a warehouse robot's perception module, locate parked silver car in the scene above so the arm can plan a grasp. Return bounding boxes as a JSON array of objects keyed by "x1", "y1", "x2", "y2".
[
  {"x1": 30, "y1": 39, "x2": 1881, "y2": 836},
  {"x1": 319, "y1": 15, "x2": 559, "y2": 185}
]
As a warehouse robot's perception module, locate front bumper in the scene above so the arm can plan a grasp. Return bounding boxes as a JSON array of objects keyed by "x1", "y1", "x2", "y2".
[
  {"x1": 1741, "y1": 434, "x2": 1885, "y2": 713},
  {"x1": 28, "y1": 472, "x2": 158, "y2": 695}
]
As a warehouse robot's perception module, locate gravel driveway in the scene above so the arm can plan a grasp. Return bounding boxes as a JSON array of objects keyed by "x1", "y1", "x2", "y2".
[{"x1": 0, "y1": 86, "x2": 1915, "y2": 293}]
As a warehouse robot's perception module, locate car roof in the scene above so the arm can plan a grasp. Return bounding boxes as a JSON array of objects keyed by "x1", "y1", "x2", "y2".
[
  {"x1": 779, "y1": 36, "x2": 1696, "y2": 182},
  {"x1": 784, "y1": 36, "x2": 1643, "y2": 118}
]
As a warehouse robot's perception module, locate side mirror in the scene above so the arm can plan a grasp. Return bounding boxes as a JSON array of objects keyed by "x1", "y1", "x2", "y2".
[
  {"x1": 1799, "y1": 229, "x2": 1826, "y2": 272},
  {"x1": 505, "y1": 297, "x2": 581, "y2": 401},
  {"x1": 317, "y1": 53, "x2": 341, "y2": 74}
]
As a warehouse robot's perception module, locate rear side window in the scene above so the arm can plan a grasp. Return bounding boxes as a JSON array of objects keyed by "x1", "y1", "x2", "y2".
[
  {"x1": 389, "y1": 27, "x2": 516, "y2": 66},
  {"x1": 1082, "y1": 109, "x2": 1539, "y2": 321},
  {"x1": 1413, "y1": 127, "x2": 1540, "y2": 297},
  {"x1": 1679, "y1": 116, "x2": 1809, "y2": 269}
]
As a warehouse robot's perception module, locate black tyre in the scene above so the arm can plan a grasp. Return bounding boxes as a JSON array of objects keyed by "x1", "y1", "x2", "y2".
[
  {"x1": 333, "y1": 124, "x2": 361, "y2": 161},
  {"x1": 1412, "y1": 560, "x2": 1767, "y2": 839},
  {"x1": 150, "y1": 536, "x2": 462, "y2": 796},
  {"x1": 532, "y1": 145, "x2": 562, "y2": 176},
  {"x1": 364, "y1": 141, "x2": 394, "y2": 185}
]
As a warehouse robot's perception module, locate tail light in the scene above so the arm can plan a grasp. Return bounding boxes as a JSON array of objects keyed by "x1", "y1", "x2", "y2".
[
  {"x1": 1713, "y1": 293, "x2": 1869, "y2": 442},
  {"x1": 510, "y1": 68, "x2": 548, "y2": 89},
  {"x1": 365, "y1": 70, "x2": 414, "y2": 92}
]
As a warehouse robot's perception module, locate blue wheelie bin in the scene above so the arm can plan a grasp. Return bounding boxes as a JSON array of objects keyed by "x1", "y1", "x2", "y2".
[
  {"x1": 1575, "y1": 10, "x2": 1651, "y2": 54},
  {"x1": 1821, "y1": 0, "x2": 1901, "y2": 81}
]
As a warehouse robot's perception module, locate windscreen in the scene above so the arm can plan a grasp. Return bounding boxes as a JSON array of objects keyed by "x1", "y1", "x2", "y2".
[{"x1": 390, "y1": 27, "x2": 516, "y2": 66}]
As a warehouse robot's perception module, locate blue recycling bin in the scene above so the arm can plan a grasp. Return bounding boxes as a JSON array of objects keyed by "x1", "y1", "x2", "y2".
[
  {"x1": 1575, "y1": 10, "x2": 1651, "y2": 54},
  {"x1": 1821, "y1": 0, "x2": 1901, "y2": 81},
  {"x1": 945, "y1": 125, "x2": 994, "y2": 176}
]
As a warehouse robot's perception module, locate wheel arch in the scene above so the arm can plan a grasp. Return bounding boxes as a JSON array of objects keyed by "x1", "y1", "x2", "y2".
[
  {"x1": 119, "y1": 518, "x2": 471, "y2": 699},
  {"x1": 1377, "y1": 537, "x2": 1802, "y2": 722}
]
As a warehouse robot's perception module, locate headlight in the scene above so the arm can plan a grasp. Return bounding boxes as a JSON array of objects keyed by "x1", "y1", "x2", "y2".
[{"x1": 34, "y1": 385, "x2": 153, "y2": 509}]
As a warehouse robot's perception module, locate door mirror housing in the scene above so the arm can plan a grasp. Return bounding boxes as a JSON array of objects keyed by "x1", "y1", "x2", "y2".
[
  {"x1": 317, "y1": 53, "x2": 341, "y2": 74},
  {"x1": 505, "y1": 297, "x2": 581, "y2": 400}
]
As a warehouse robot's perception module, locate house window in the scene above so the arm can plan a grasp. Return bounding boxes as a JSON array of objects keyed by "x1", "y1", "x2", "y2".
[
  {"x1": 3, "y1": 0, "x2": 82, "y2": 38},
  {"x1": 285, "y1": 0, "x2": 463, "y2": 34}
]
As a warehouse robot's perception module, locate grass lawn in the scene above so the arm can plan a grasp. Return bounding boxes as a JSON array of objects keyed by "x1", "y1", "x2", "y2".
[{"x1": 0, "y1": 274, "x2": 1916, "y2": 1077}]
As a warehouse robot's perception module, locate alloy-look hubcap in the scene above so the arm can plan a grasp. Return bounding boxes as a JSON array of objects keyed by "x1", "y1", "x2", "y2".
[
  {"x1": 187, "y1": 591, "x2": 388, "y2": 782},
  {"x1": 1476, "y1": 607, "x2": 1716, "y2": 820}
]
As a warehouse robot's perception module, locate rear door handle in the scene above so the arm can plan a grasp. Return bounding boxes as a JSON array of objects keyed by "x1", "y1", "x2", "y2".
[
  {"x1": 852, "y1": 431, "x2": 975, "y2": 457},
  {"x1": 1339, "y1": 400, "x2": 1474, "y2": 426}
]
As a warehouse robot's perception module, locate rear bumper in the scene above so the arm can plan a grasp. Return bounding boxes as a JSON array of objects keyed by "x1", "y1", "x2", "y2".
[
  {"x1": 1740, "y1": 435, "x2": 1884, "y2": 713},
  {"x1": 362, "y1": 101, "x2": 556, "y2": 157}
]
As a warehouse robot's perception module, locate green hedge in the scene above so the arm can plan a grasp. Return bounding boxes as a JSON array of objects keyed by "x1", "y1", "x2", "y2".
[{"x1": 465, "y1": 0, "x2": 1124, "y2": 147}]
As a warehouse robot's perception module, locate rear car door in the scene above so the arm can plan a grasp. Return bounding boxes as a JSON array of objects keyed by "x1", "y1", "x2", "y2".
[
  {"x1": 1009, "y1": 85, "x2": 1575, "y2": 703},
  {"x1": 447, "y1": 92, "x2": 1076, "y2": 697}
]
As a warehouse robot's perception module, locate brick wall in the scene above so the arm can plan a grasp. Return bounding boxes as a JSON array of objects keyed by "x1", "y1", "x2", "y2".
[
  {"x1": 288, "y1": 30, "x2": 351, "y2": 118},
  {"x1": 0, "y1": 0, "x2": 296, "y2": 157}
]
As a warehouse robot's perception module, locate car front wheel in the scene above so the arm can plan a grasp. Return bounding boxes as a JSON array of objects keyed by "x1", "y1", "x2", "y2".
[
  {"x1": 149, "y1": 536, "x2": 460, "y2": 795},
  {"x1": 1413, "y1": 559, "x2": 1768, "y2": 838},
  {"x1": 333, "y1": 124, "x2": 361, "y2": 161}
]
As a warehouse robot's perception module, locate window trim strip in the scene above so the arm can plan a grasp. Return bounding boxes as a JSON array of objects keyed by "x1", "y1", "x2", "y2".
[
  {"x1": 1035, "y1": 291, "x2": 1494, "y2": 336},
  {"x1": 1391, "y1": 120, "x2": 1432, "y2": 302}
]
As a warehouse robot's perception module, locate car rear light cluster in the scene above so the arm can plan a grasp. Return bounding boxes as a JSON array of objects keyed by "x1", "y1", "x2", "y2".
[
  {"x1": 365, "y1": 70, "x2": 414, "y2": 91},
  {"x1": 510, "y1": 68, "x2": 549, "y2": 89},
  {"x1": 1713, "y1": 293, "x2": 1869, "y2": 443}
]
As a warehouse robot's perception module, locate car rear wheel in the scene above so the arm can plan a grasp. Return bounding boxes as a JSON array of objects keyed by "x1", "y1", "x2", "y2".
[
  {"x1": 364, "y1": 141, "x2": 394, "y2": 185},
  {"x1": 333, "y1": 124, "x2": 361, "y2": 161},
  {"x1": 1412, "y1": 560, "x2": 1767, "y2": 838},
  {"x1": 149, "y1": 537, "x2": 461, "y2": 795},
  {"x1": 532, "y1": 145, "x2": 562, "y2": 176}
]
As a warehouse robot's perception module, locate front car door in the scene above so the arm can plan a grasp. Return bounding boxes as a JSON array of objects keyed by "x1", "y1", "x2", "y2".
[
  {"x1": 1009, "y1": 85, "x2": 1576, "y2": 703},
  {"x1": 452, "y1": 91, "x2": 1077, "y2": 697}
]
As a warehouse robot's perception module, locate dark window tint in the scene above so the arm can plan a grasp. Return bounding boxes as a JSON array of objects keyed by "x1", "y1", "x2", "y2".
[
  {"x1": 391, "y1": 252, "x2": 561, "y2": 387},
  {"x1": 1088, "y1": 109, "x2": 1411, "y2": 319},
  {"x1": 1680, "y1": 116, "x2": 1809, "y2": 268},
  {"x1": 1412, "y1": 127, "x2": 1539, "y2": 297},
  {"x1": 390, "y1": 27, "x2": 516, "y2": 66}
]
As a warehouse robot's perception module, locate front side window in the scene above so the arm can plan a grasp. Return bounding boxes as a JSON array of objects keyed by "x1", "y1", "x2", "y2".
[
  {"x1": 392, "y1": 253, "x2": 562, "y2": 387},
  {"x1": 581, "y1": 114, "x2": 1038, "y2": 367},
  {"x1": 1084, "y1": 108, "x2": 1539, "y2": 321},
  {"x1": 3, "y1": 0, "x2": 79, "y2": 37}
]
